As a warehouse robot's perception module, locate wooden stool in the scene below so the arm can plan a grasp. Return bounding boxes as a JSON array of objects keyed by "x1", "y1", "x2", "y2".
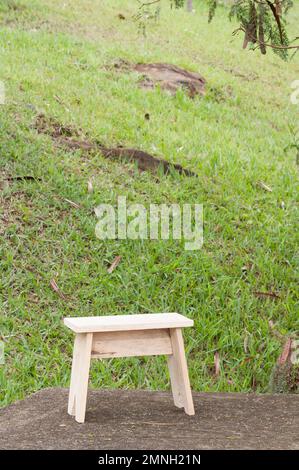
[{"x1": 64, "y1": 313, "x2": 195, "y2": 423}]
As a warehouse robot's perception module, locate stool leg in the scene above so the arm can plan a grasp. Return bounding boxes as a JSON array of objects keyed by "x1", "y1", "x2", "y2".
[
  {"x1": 68, "y1": 333, "x2": 93, "y2": 423},
  {"x1": 68, "y1": 334, "x2": 81, "y2": 416},
  {"x1": 167, "y1": 355, "x2": 184, "y2": 409},
  {"x1": 167, "y1": 328, "x2": 195, "y2": 416}
]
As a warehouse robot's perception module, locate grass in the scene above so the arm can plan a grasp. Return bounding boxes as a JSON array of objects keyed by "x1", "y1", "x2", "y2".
[{"x1": 0, "y1": 0, "x2": 298, "y2": 407}]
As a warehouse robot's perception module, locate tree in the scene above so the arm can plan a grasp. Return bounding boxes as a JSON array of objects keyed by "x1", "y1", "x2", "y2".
[
  {"x1": 209, "y1": 0, "x2": 298, "y2": 60},
  {"x1": 137, "y1": 0, "x2": 299, "y2": 59}
]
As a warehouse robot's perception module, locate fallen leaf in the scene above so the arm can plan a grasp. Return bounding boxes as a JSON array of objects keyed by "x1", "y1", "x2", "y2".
[
  {"x1": 278, "y1": 338, "x2": 292, "y2": 365},
  {"x1": 253, "y1": 291, "x2": 280, "y2": 299},
  {"x1": 87, "y1": 179, "x2": 93, "y2": 193},
  {"x1": 257, "y1": 181, "x2": 272, "y2": 192},
  {"x1": 50, "y1": 279, "x2": 66, "y2": 300},
  {"x1": 54, "y1": 95, "x2": 70, "y2": 112},
  {"x1": 214, "y1": 351, "x2": 220, "y2": 376},
  {"x1": 107, "y1": 256, "x2": 122, "y2": 274},
  {"x1": 64, "y1": 198, "x2": 80, "y2": 209}
]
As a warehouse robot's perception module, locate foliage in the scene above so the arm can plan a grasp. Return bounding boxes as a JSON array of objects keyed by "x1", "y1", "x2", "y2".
[
  {"x1": 137, "y1": 1, "x2": 297, "y2": 59},
  {"x1": 171, "y1": 0, "x2": 185, "y2": 7},
  {"x1": 208, "y1": 0, "x2": 217, "y2": 23},
  {"x1": 207, "y1": 0, "x2": 297, "y2": 59},
  {"x1": 134, "y1": 1, "x2": 161, "y2": 36},
  {"x1": 225, "y1": 0, "x2": 294, "y2": 60}
]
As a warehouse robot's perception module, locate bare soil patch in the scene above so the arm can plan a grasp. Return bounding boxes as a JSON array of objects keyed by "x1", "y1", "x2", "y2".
[
  {"x1": 112, "y1": 60, "x2": 206, "y2": 98},
  {"x1": 34, "y1": 114, "x2": 197, "y2": 177},
  {"x1": 134, "y1": 63, "x2": 206, "y2": 98}
]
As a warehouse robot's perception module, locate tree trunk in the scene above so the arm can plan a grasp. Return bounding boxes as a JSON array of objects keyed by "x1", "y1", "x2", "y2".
[{"x1": 187, "y1": 0, "x2": 193, "y2": 12}]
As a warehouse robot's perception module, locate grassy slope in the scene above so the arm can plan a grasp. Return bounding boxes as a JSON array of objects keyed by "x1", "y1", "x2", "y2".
[{"x1": 0, "y1": 0, "x2": 298, "y2": 406}]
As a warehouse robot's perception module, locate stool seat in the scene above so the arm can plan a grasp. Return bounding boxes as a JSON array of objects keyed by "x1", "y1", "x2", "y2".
[
  {"x1": 64, "y1": 313, "x2": 195, "y2": 423},
  {"x1": 64, "y1": 313, "x2": 193, "y2": 333}
]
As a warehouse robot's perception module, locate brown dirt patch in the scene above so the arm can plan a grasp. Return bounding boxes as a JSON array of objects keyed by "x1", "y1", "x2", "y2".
[
  {"x1": 112, "y1": 60, "x2": 206, "y2": 98},
  {"x1": 34, "y1": 114, "x2": 197, "y2": 177},
  {"x1": 134, "y1": 63, "x2": 206, "y2": 98}
]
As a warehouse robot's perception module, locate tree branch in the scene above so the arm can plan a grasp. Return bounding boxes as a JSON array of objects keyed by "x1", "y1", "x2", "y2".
[{"x1": 233, "y1": 27, "x2": 299, "y2": 50}]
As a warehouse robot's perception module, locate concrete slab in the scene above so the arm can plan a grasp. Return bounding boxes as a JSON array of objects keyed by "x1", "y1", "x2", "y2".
[{"x1": 0, "y1": 388, "x2": 298, "y2": 449}]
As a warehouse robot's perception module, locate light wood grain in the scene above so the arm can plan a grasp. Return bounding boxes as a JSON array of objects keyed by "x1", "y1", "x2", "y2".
[
  {"x1": 67, "y1": 333, "x2": 93, "y2": 423},
  {"x1": 68, "y1": 333, "x2": 81, "y2": 416},
  {"x1": 64, "y1": 313, "x2": 193, "y2": 333},
  {"x1": 168, "y1": 328, "x2": 195, "y2": 415},
  {"x1": 91, "y1": 329, "x2": 172, "y2": 358},
  {"x1": 167, "y1": 354, "x2": 184, "y2": 409},
  {"x1": 65, "y1": 314, "x2": 195, "y2": 422}
]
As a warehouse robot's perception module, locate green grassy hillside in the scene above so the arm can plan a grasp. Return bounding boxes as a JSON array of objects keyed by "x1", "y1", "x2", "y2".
[{"x1": 0, "y1": 0, "x2": 298, "y2": 406}]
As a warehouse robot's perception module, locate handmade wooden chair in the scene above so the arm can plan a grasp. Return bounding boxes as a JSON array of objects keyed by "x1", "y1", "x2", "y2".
[{"x1": 64, "y1": 313, "x2": 195, "y2": 423}]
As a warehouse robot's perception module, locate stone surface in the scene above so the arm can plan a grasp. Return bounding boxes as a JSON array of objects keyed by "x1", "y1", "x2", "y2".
[{"x1": 0, "y1": 388, "x2": 298, "y2": 449}]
